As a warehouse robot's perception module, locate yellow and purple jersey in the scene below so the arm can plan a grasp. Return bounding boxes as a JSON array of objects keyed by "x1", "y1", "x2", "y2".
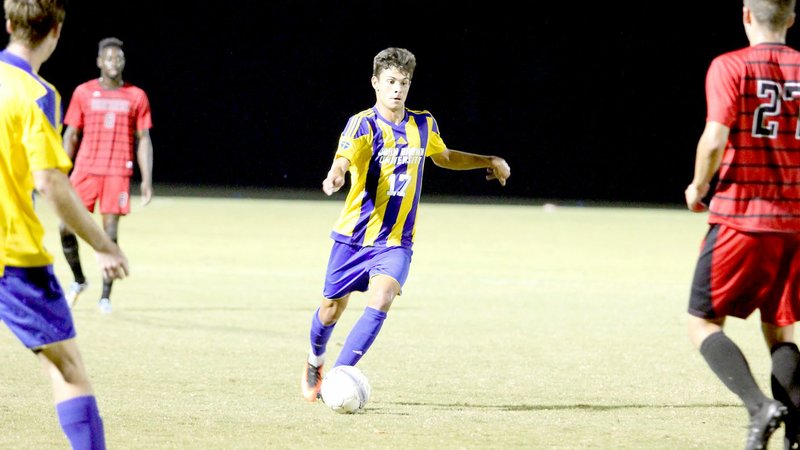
[
  {"x1": 330, "y1": 107, "x2": 446, "y2": 248},
  {"x1": 0, "y1": 50, "x2": 72, "y2": 273}
]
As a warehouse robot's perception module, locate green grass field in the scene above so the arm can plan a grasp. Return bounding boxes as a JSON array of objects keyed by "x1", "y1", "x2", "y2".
[{"x1": 0, "y1": 189, "x2": 784, "y2": 449}]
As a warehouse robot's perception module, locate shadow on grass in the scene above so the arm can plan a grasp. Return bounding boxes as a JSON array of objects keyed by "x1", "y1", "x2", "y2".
[{"x1": 386, "y1": 402, "x2": 740, "y2": 411}]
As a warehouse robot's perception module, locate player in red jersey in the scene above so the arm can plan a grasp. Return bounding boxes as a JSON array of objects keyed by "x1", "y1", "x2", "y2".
[
  {"x1": 685, "y1": 1, "x2": 800, "y2": 448},
  {"x1": 59, "y1": 37, "x2": 153, "y2": 314}
]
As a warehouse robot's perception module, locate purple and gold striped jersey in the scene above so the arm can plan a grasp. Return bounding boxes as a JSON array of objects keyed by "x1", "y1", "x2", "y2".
[{"x1": 330, "y1": 107, "x2": 446, "y2": 248}]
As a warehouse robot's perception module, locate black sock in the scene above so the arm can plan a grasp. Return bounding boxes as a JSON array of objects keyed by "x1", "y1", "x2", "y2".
[
  {"x1": 700, "y1": 331, "x2": 767, "y2": 416},
  {"x1": 772, "y1": 342, "x2": 800, "y2": 438},
  {"x1": 101, "y1": 279, "x2": 113, "y2": 300},
  {"x1": 60, "y1": 234, "x2": 85, "y2": 283},
  {"x1": 101, "y1": 237, "x2": 116, "y2": 300}
]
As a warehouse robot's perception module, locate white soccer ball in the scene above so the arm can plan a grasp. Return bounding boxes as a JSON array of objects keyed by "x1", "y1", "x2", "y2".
[{"x1": 319, "y1": 365, "x2": 371, "y2": 413}]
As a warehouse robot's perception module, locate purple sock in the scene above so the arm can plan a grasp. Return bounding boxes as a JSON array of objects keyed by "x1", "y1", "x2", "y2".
[
  {"x1": 335, "y1": 307, "x2": 387, "y2": 367},
  {"x1": 310, "y1": 308, "x2": 336, "y2": 357},
  {"x1": 56, "y1": 395, "x2": 105, "y2": 450}
]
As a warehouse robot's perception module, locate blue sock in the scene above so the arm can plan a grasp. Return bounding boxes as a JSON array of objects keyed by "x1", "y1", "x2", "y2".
[
  {"x1": 310, "y1": 308, "x2": 336, "y2": 358},
  {"x1": 56, "y1": 395, "x2": 105, "y2": 450},
  {"x1": 335, "y1": 307, "x2": 387, "y2": 367}
]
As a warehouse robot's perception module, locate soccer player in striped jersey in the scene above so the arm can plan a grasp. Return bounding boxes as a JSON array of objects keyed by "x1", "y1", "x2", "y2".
[
  {"x1": 58, "y1": 37, "x2": 154, "y2": 314},
  {"x1": 0, "y1": 1, "x2": 129, "y2": 447},
  {"x1": 302, "y1": 47, "x2": 511, "y2": 403},
  {"x1": 685, "y1": 1, "x2": 800, "y2": 448}
]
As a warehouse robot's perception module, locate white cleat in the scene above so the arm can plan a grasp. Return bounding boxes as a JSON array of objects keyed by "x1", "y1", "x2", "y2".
[
  {"x1": 98, "y1": 298, "x2": 112, "y2": 314},
  {"x1": 65, "y1": 282, "x2": 89, "y2": 308}
]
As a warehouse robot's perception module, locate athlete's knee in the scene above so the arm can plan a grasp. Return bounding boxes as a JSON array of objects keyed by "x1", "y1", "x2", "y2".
[
  {"x1": 763, "y1": 323, "x2": 794, "y2": 348},
  {"x1": 687, "y1": 314, "x2": 724, "y2": 349},
  {"x1": 37, "y1": 347, "x2": 87, "y2": 385},
  {"x1": 103, "y1": 215, "x2": 120, "y2": 240},
  {"x1": 368, "y1": 289, "x2": 396, "y2": 311},
  {"x1": 320, "y1": 297, "x2": 348, "y2": 323}
]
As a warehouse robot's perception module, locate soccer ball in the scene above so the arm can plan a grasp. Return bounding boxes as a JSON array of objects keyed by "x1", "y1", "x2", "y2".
[{"x1": 319, "y1": 365, "x2": 371, "y2": 413}]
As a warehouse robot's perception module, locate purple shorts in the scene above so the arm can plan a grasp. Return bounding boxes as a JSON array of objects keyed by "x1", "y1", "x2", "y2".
[
  {"x1": 323, "y1": 241, "x2": 413, "y2": 299},
  {"x1": 0, "y1": 266, "x2": 75, "y2": 349}
]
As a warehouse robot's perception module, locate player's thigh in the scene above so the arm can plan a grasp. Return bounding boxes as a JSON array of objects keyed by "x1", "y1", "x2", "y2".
[
  {"x1": 365, "y1": 275, "x2": 401, "y2": 311},
  {"x1": 0, "y1": 266, "x2": 75, "y2": 349},
  {"x1": 98, "y1": 175, "x2": 131, "y2": 215},
  {"x1": 69, "y1": 171, "x2": 100, "y2": 212},
  {"x1": 688, "y1": 224, "x2": 776, "y2": 320},
  {"x1": 764, "y1": 234, "x2": 800, "y2": 327},
  {"x1": 367, "y1": 247, "x2": 412, "y2": 292}
]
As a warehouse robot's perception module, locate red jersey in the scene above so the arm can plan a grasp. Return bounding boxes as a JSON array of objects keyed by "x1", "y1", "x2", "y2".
[
  {"x1": 705, "y1": 43, "x2": 800, "y2": 232},
  {"x1": 64, "y1": 79, "x2": 152, "y2": 177}
]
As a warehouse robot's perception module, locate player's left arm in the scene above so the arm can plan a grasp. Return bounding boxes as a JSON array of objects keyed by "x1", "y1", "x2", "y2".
[
  {"x1": 430, "y1": 148, "x2": 511, "y2": 186},
  {"x1": 136, "y1": 129, "x2": 154, "y2": 205}
]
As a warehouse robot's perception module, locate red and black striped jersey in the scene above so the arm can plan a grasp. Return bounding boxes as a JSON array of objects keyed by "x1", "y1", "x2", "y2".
[{"x1": 706, "y1": 43, "x2": 800, "y2": 232}]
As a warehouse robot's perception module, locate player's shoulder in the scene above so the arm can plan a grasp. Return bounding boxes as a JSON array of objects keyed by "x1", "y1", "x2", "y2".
[
  {"x1": 0, "y1": 58, "x2": 37, "y2": 87},
  {"x1": 121, "y1": 82, "x2": 150, "y2": 98},
  {"x1": 407, "y1": 108, "x2": 436, "y2": 126},
  {"x1": 344, "y1": 108, "x2": 377, "y2": 128},
  {"x1": 122, "y1": 81, "x2": 145, "y2": 91},
  {"x1": 350, "y1": 107, "x2": 376, "y2": 120},
  {"x1": 0, "y1": 62, "x2": 50, "y2": 107},
  {"x1": 775, "y1": 44, "x2": 800, "y2": 62},
  {"x1": 709, "y1": 47, "x2": 742, "y2": 65},
  {"x1": 0, "y1": 62, "x2": 29, "y2": 92},
  {"x1": 407, "y1": 108, "x2": 433, "y2": 118},
  {"x1": 705, "y1": 47, "x2": 752, "y2": 75},
  {"x1": 716, "y1": 43, "x2": 800, "y2": 61}
]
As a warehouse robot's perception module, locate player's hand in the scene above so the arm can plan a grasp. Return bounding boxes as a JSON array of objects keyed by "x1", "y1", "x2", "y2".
[
  {"x1": 96, "y1": 244, "x2": 129, "y2": 280},
  {"x1": 486, "y1": 157, "x2": 510, "y2": 186},
  {"x1": 685, "y1": 182, "x2": 709, "y2": 212},
  {"x1": 140, "y1": 181, "x2": 153, "y2": 206},
  {"x1": 322, "y1": 171, "x2": 345, "y2": 196}
]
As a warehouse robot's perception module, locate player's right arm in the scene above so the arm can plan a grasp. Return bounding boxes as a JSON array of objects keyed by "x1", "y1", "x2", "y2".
[
  {"x1": 33, "y1": 168, "x2": 129, "y2": 280},
  {"x1": 685, "y1": 121, "x2": 728, "y2": 212},
  {"x1": 62, "y1": 125, "x2": 81, "y2": 160},
  {"x1": 322, "y1": 156, "x2": 351, "y2": 196}
]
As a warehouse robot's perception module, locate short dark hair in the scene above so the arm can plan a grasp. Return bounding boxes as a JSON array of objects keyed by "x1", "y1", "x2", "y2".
[
  {"x1": 98, "y1": 37, "x2": 123, "y2": 55},
  {"x1": 373, "y1": 47, "x2": 416, "y2": 79}
]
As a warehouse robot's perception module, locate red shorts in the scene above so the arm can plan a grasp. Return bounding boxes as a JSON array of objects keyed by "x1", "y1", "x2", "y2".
[
  {"x1": 69, "y1": 171, "x2": 130, "y2": 215},
  {"x1": 688, "y1": 223, "x2": 800, "y2": 326}
]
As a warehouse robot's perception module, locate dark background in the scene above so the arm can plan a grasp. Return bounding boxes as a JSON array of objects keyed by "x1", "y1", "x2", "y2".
[{"x1": 15, "y1": 1, "x2": 775, "y2": 205}]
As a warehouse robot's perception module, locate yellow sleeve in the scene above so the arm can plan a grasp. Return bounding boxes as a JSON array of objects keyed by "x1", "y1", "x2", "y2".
[
  {"x1": 24, "y1": 106, "x2": 72, "y2": 174},
  {"x1": 427, "y1": 129, "x2": 446, "y2": 157}
]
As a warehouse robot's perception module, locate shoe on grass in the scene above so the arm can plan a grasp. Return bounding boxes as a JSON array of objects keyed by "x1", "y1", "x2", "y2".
[
  {"x1": 746, "y1": 399, "x2": 788, "y2": 450},
  {"x1": 301, "y1": 361, "x2": 323, "y2": 403},
  {"x1": 98, "y1": 298, "x2": 112, "y2": 315},
  {"x1": 65, "y1": 281, "x2": 89, "y2": 308}
]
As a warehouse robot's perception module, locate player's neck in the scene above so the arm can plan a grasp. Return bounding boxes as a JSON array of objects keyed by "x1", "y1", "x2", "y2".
[
  {"x1": 747, "y1": 27, "x2": 786, "y2": 46},
  {"x1": 6, "y1": 42, "x2": 42, "y2": 72},
  {"x1": 98, "y1": 77, "x2": 123, "y2": 89},
  {"x1": 375, "y1": 103, "x2": 405, "y2": 125}
]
